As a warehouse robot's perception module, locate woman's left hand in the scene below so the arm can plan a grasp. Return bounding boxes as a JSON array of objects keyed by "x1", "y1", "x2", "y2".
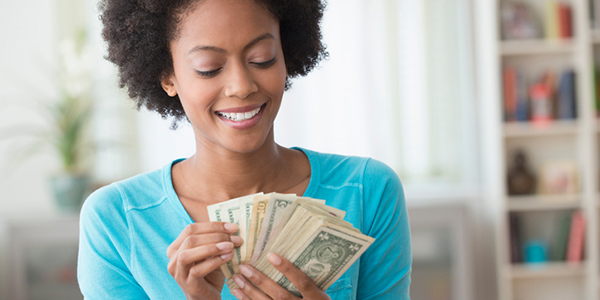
[{"x1": 230, "y1": 253, "x2": 331, "y2": 300}]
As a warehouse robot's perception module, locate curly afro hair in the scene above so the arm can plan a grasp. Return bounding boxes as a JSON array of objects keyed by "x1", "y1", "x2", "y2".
[{"x1": 99, "y1": 0, "x2": 328, "y2": 124}]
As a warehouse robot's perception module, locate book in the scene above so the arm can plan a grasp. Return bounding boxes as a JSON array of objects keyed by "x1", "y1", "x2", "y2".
[
  {"x1": 503, "y1": 67, "x2": 517, "y2": 121},
  {"x1": 566, "y1": 210, "x2": 585, "y2": 262},
  {"x1": 515, "y1": 71, "x2": 529, "y2": 122},
  {"x1": 558, "y1": 4, "x2": 572, "y2": 38},
  {"x1": 540, "y1": 70, "x2": 557, "y2": 118},
  {"x1": 595, "y1": 65, "x2": 600, "y2": 116},
  {"x1": 553, "y1": 212, "x2": 572, "y2": 261},
  {"x1": 509, "y1": 213, "x2": 522, "y2": 263},
  {"x1": 557, "y1": 70, "x2": 577, "y2": 120},
  {"x1": 545, "y1": 1, "x2": 560, "y2": 39}
]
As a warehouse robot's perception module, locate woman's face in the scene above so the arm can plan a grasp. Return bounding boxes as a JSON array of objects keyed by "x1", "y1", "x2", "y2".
[{"x1": 163, "y1": 0, "x2": 287, "y2": 154}]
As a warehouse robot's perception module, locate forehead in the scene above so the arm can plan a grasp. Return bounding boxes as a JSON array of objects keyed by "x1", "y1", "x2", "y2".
[{"x1": 175, "y1": 0, "x2": 280, "y2": 50}]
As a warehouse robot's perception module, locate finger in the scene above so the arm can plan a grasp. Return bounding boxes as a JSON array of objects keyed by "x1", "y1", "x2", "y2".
[
  {"x1": 181, "y1": 233, "x2": 243, "y2": 251},
  {"x1": 268, "y1": 253, "x2": 329, "y2": 299},
  {"x1": 232, "y1": 274, "x2": 273, "y2": 300},
  {"x1": 238, "y1": 265, "x2": 297, "y2": 300},
  {"x1": 168, "y1": 242, "x2": 233, "y2": 277},
  {"x1": 230, "y1": 287, "x2": 251, "y2": 300},
  {"x1": 167, "y1": 222, "x2": 238, "y2": 258},
  {"x1": 188, "y1": 252, "x2": 234, "y2": 279}
]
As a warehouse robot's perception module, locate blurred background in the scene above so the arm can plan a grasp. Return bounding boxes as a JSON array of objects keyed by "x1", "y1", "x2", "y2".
[{"x1": 2, "y1": 0, "x2": 600, "y2": 299}]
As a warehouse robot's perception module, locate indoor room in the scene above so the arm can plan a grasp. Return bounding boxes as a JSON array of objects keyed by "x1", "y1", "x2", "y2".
[{"x1": 0, "y1": 0, "x2": 597, "y2": 300}]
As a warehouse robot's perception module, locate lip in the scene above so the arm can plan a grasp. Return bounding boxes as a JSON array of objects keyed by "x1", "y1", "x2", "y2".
[
  {"x1": 216, "y1": 103, "x2": 266, "y2": 130},
  {"x1": 215, "y1": 103, "x2": 265, "y2": 113}
]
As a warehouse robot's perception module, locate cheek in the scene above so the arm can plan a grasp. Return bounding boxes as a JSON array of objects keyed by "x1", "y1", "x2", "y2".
[
  {"x1": 177, "y1": 78, "x2": 220, "y2": 115},
  {"x1": 261, "y1": 63, "x2": 287, "y2": 98}
]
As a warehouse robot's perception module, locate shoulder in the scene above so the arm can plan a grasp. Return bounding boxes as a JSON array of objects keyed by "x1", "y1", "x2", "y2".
[
  {"x1": 299, "y1": 148, "x2": 400, "y2": 188},
  {"x1": 80, "y1": 164, "x2": 169, "y2": 220}
]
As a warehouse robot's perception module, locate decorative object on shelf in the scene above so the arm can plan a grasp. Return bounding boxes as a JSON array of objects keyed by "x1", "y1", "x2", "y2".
[
  {"x1": 0, "y1": 29, "x2": 94, "y2": 212},
  {"x1": 537, "y1": 160, "x2": 579, "y2": 195},
  {"x1": 524, "y1": 239, "x2": 548, "y2": 264},
  {"x1": 507, "y1": 150, "x2": 536, "y2": 195},
  {"x1": 530, "y1": 83, "x2": 553, "y2": 125},
  {"x1": 500, "y1": 2, "x2": 540, "y2": 40}
]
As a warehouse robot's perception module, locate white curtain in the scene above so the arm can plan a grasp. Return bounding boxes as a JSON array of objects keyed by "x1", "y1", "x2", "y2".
[{"x1": 275, "y1": 0, "x2": 478, "y2": 194}]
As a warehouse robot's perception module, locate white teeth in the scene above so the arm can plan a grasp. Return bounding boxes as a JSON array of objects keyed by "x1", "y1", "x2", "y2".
[{"x1": 218, "y1": 106, "x2": 262, "y2": 121}]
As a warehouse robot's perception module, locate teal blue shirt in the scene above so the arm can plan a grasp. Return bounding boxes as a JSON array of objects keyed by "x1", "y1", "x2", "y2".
[{"x1": 77, "y1": 148, "x2": 412, "y2": 299}]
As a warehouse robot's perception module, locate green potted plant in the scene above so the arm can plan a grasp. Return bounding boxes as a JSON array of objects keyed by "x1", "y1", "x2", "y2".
[{"x1": 1, "y1": 30, "x2": 94, "y2": 212}]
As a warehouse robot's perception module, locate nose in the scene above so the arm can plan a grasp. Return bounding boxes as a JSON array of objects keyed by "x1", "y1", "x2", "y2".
[{"x1": 224, "y1": 62, "x2": 258, "y2": 99}]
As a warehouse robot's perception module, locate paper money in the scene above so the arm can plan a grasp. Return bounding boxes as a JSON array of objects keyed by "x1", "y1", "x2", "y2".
[
  {"x1": 206, "y1": 201, "x2": 231, "y2": 279},
  {"x1": 250, "y1": 193, "x2": 298, "y2": 263},
  {"x1": 208, "y1": 193, "x2": 262, "y2": 278},
  {"x1": 245, "y1": 194, "x2": 271, "y2": 263},
  {"x1": 238, "y1": 196, "x2": 255, "y2": 264},
  {"x1": 209, "y1": 193, "x2": 374, "y2": 294}
]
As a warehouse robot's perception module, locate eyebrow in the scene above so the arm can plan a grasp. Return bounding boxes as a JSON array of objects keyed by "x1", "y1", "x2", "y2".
[{"x1": 188, "y1": 33, "x2": 275, "y2": 55}]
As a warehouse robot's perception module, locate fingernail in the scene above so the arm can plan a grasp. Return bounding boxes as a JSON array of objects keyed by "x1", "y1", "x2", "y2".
[
  {"x1": 224, "y1": 223, "x2": 238, "y2": 232},
  {"x1": 232, "y1": 289, "x2": 244, "y2": 299},
  {"x1": 221, "y1": 252, "x2": 233, "y2": 260},
  {"x1": 234, "y1": 276, "x2": 245, "y2": 289},
  {"x1": 268, "y1": 253, "x2": 282, "y2": 266},
  {"x1": 231, "y1": 236, "x2": 243, "y2": 245},
  {"x1": 240, "y1": 265, "x2": 253, "y2": 278},
  {"x1": 216, "y1": 242, "x2": 233, "y2": 251}
]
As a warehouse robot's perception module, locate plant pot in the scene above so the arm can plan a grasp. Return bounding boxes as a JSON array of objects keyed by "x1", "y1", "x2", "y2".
[{"x1": 49, "y1": 173, "x2": 91, "y2": 212}]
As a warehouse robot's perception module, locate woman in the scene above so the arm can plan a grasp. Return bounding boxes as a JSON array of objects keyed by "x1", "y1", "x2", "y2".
[{"x1": 77, "y1": 0, "x2": 411, "y2": 299}]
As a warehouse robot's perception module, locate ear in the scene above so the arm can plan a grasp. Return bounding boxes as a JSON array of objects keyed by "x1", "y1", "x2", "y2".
[{"x1": 161, "y1": 75, "x2": 178, "y2": 97}]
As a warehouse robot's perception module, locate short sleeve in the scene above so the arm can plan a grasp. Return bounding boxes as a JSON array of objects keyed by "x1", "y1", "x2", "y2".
[
  {"x1": 357, "y1": 159, "x2": 411, "y2": 299},
  {"x1": 77, "y1": 185, "x2": 150, "y2": 300}
]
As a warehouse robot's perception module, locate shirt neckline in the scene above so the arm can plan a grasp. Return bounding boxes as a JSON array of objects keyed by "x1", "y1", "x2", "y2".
[{"x1": 162, "y1": 147, "x2": 320, "y2": 224}]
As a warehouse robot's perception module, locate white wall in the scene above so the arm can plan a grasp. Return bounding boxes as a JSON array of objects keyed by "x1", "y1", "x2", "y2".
[{"x1": 0, "y1": 0, "x2": 60, "y2": 216}]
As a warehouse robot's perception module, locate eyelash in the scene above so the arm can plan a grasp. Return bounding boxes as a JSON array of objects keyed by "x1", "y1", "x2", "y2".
[{"x1": 195, "y1": 57, "x2": 277, "y2": 78}]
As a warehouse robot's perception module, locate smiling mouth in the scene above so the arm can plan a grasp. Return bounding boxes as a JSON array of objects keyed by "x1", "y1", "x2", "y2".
[{"x1": 216, "y1": 104, "x2": 265, "y2": 122}]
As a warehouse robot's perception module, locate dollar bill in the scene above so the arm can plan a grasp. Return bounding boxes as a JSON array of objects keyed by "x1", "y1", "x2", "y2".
[
  {"x1": 245, "y1": 194, "x2": 271, "y2": 263},
  {"x1": 250, "y1": 194, "x2": 326, "y2": 264},
  {"x1": 206, "y1": 202, "x2": 231, "y2": 279},
  {"x1": 275, "y1": 225, "x2": 374, "y2": 295},
  {"x1": 238, "y1": 196, "x2": 255, "y2": 265},
  {"x1": 208, "y1": 193, "x2": 262, "y2": 278},
  {"x1": 250, "y1": 194, "x2": 298, "y2": 263},
  {"x1": 214, "y1": 193, "x2": 374, "y2": 295}
]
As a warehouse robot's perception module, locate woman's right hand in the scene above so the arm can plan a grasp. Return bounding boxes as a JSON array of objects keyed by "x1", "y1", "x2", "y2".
[{"x1": 167, "y1": 222, "x2": 242, "y2": 300}]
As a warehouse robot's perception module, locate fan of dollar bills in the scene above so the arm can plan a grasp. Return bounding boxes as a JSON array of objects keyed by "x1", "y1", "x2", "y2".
[{"x1": 207, "y1": 193, "x2": 375, "y2": 295}]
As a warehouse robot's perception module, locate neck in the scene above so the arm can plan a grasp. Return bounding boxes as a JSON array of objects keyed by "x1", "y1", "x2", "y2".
[{"x1": 179, "y1": 131, "x2": 290, "y2": 205}]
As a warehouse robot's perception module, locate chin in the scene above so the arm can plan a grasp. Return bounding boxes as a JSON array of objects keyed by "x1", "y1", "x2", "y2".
[{"x1": 222, "y1": 135, "x2": 272, "y2": 155}]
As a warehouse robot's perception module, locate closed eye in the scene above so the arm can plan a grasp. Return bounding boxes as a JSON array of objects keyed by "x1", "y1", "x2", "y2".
[
  {"x1": 252, "y1": 57, "x2": 277, "y2": 69},
  {"x1": 196, "y1": 68, "x2": 222, "y2": 77}
]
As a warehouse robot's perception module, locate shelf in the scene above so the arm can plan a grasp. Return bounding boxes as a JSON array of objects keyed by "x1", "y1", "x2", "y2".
[
  {"x1": 507, "y1": 194, "x2": 581, "y2": 211},
  {"x1": 508, "y1": 262, "x2": 586, "y2": 279},
  {"x1": 500, "y1": 39, "x2": 574, "y2": 56},
  {"x1": 503, "y1": 120, "x2": 578, "y2": 138}
]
